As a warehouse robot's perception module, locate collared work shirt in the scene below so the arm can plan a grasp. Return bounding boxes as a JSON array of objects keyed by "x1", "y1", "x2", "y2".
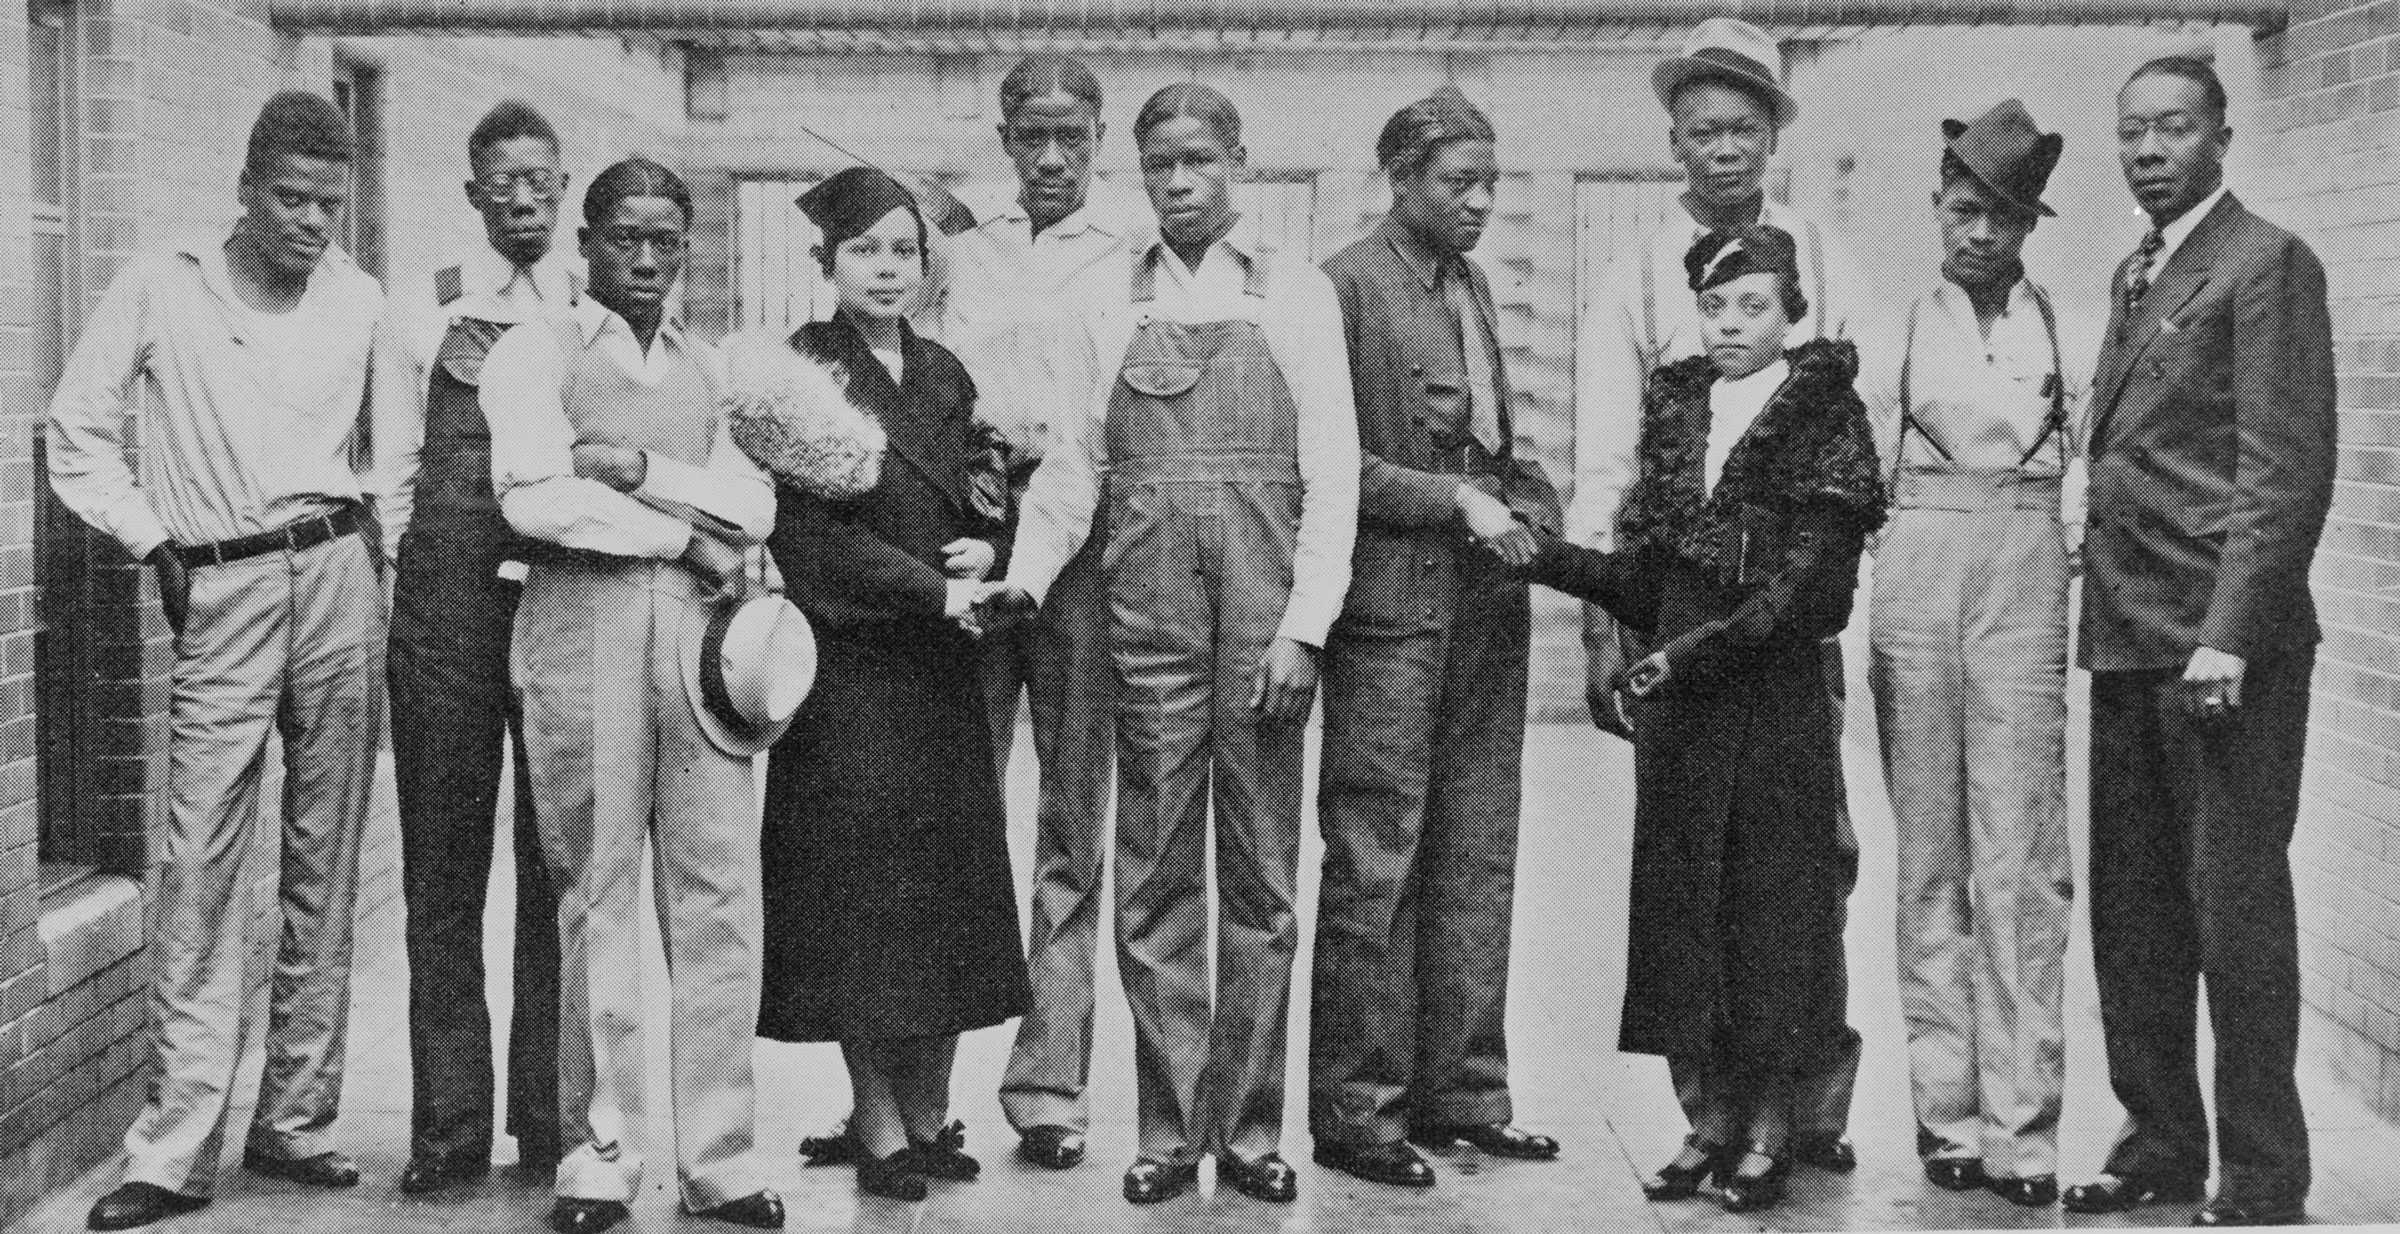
[
  {"x1": 370, "y1": 244, "x2": 582, "y2": 553},
  {"x1": 1570, "y1": 199, "x2": 1873, "y2": 547},
  {"x1": 45, "y1": 238, "x2": 384, "y2": 559},
  {"x1": 479, "y1": 298, "x2": 773, "y2": 557},
  {"x1": 1010, "y1": 232, "x2": 1361, "y2": 648},
  {"x1": 937, "y1": 198, "x2": 1143, "y2": 464}
]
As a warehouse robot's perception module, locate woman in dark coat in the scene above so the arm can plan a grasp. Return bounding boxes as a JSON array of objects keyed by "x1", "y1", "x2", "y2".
[
  {"x1": 1525, "y1": 225, "x2": 1884, "y2": 1214},
  {"x1": 743, "y1": 169, "x2": 1030, "y2": 1202}
]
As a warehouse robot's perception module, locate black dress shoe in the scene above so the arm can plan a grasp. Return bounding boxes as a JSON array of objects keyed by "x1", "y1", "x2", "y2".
[
  {"x1": 690, "y1": 1189, "x2": 786, "y2": 1228},
  {"x1": 799, "y1": 1117, "x2": 864, "y2": 1167},
  {"x1": 1720, "y1": 1148, "x2": 1790, "y2": 1214},
  {"x1": 1121, "y1": 1158, "x2": 1200, "y2": 1204},
  {"x1": 1793, "y1": 1134, "x2": 1857, "y2": 1173},
  {"x1": 399, "y1": 1151, "x2": 491, "y2": 1195},
  {"x1": 241, "y1": 1148, "x2": 361, "y2": 1188},
  {"x1": 2192, "y1": 1194, "x2": 2307, "y2": 1226},
  {"x1": 2062, "y1": 1171, "x2": 2208, "y2": 1214},
  {"x1": 1642, "y1": 1137, "x2": 1730, "y2": 1202},
  {"x1": 549, "y1": 1198, "x2": 631, "y2": 1234},
  {"x1": 87, "y1": 1183, "x2": 209, "y2": 1231},
  {"x1": 904, "y1": 1121, "x2": 979, "y2": 1181},
  {"x1": 1017, "y1": 1125, "x2": 1086, "y2": 1170},
  {"x1": 1412, "y1": 1122, "x2": 1561, "y2": 1160},
  {"x1": 1924, "y1": 1157, "x2": 1986, "y2": 1191},
  {"x1": 858, "y1": 1150, "x2": 929, "y2": 1202},
  {"x1": 1217, "y1": 1152, "x2": 1298, "y2": 1203},
  {"x1": 1985, "y1": 1174, "x2": 2058, "y2": 1207},
  {"x1": 1313, "y1": 1139, "x2": 1437, "y2": 1188}
]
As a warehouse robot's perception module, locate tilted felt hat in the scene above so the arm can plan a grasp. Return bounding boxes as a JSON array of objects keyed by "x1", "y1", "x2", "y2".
[
  {"x1": 1942, "y1": 98, "x2": 2064, "y2": 218},
  {"x1": 1651, "y1": 18, "x2": 1799, "y2": 129},
  {"x1": 679, "y1": 591, "x2": 816, "y2": 758}
]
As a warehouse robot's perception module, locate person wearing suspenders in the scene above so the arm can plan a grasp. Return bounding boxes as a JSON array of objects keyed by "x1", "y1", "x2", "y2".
[
  {"x1": 370, "y1": 101, "x2": 578, "y2": 1195},
  {"x1": 1567, "y1": 17, "x2": 1873, "y2": 1175},
  {"x1": 985, "y1": 83, "x2": 1359, "y2": 1207},
  {"x1": 1864, "y1": 102, "x2": 2077, "y2": 1210}
]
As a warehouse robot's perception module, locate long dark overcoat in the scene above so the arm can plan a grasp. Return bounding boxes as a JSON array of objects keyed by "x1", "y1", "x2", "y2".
[
  {"x1": 1530, "y1": 339, "x2": 1882, "y2": 1077},
  {"x1": 756, "y1": 314, "x2": 1030, "y2": 1043}
]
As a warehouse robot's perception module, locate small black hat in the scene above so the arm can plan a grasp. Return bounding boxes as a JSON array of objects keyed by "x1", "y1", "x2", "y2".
[{"x1": 1942, "y1": 99, "x2": 2064, "y2": 218}]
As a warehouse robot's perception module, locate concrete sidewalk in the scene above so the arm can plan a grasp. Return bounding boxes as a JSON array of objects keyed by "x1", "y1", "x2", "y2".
[{"x1": 13, "y1": 697, "x2": 2400, "y2": 1232}]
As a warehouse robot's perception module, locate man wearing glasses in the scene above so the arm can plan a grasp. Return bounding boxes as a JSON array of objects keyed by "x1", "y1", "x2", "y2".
[{"x1": 371, "y1": 99, "x2": 578, "y2": 1196}]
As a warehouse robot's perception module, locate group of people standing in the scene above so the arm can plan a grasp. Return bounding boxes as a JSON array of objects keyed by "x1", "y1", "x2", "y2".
[{"x1": 40, "y1": 14, "x2": 2334, "y2": 1234}]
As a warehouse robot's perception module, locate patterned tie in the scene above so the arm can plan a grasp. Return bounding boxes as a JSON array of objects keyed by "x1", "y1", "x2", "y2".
[
  {"x1": 2122, "y1": 226, "x2": 2166, "y2": 315},
  {"x1": 1443, "y1": 259, "x2": 1505, "y2": 455}
]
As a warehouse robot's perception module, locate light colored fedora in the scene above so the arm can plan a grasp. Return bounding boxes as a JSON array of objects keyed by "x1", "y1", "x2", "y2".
[
  {"x1": 679, "y1": 592, "x2": 816, "y2": 758},
  {"x1": 1651, "y1": 17, "x2": 1800, "y2": 128}
]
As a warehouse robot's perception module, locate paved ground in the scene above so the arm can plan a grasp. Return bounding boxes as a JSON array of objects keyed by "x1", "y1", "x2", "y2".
[{"x1": 15, "y1": 666, "x2": 2400, "y2": 1233}]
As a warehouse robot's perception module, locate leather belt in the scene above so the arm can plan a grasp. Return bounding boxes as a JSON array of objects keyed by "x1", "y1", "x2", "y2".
[{"x1": 172, "y1": 505, "x2": 360, "y2": 568}]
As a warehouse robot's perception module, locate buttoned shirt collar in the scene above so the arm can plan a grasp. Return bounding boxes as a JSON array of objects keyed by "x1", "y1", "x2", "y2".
[
  {"x1": 2148, "y1": 183, "x2": 2229, "y2": 274},
  {"x1": 459, "y1": 242, "x2": 578, "y2": 310},
  {"x1": 1146, "y1": 222, "x2": 1261, "y2": 286},
  {"x1": 983, "y1": 195, "x2": 1125, "y2": 244}
]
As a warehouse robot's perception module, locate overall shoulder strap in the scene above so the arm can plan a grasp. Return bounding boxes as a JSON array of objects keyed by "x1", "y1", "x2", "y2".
[
  {"x1": 2019, "y1": 280, "x2": 2069, "y2": 470},
  {"x1": 1890, "y1": 296, "x2": 1924, "y2": 501}
]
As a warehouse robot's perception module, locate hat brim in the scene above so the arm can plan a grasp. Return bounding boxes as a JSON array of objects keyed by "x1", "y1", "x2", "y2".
[
  {"x1": 678, "y1": 594, "x2": 809, "y2": 759},
  {"x1": 1652, "y1": 56, "x2": 1799, "y2": 129},
  {"x1": 1944, "y1": 137, "x2": 2058, "y2": 218}
]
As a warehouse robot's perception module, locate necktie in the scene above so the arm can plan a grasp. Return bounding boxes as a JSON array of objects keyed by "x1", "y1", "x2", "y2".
[
  {"x1": 2122, "y1": 227, "x2": 2165, "y2": 315},
  {"x1": 1443, "y1": 260, "x2": 1504, "y2": 454}
]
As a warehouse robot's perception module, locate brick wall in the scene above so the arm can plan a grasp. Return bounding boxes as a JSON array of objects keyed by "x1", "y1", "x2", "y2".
[
  {"x1": 2248, "y1": 0, "x2": 2400, "y2": 1124},
  {"x1": 0, "y1": 6, "x2": 681, "y2": 1225}
]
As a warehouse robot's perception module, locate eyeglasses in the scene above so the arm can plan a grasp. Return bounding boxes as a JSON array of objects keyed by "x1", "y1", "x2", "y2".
[
  {"x1": 2116, "y1": 112, "x2": 2210, "y2": 143},
  {"x1": 475, "y1": 168, "x2": 563, "y2": 203}
]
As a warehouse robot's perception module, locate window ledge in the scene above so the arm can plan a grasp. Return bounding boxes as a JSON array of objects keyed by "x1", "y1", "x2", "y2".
[{"x1": 37, "y1": 874, "x2": 145, "y2": 997}]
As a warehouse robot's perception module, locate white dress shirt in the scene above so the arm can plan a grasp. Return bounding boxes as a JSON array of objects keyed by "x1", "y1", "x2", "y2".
[
  {"x1": 45, "y1": 237, "x2": 384, "y2": 559},
  {"x1": 479, "y1": 297, "x2": 772, "y2": 557},
  {"x1": 2141, "y1": 184, "x2": 2230, "y2": 284},
  {"x1": 370, "y1": 244, "x2": 581, "y2": 554},
  {"x1": 1008, "y1": 231, "x2": 1361, "y2": 648},
  {"x1": 1570, "y1": 199, "x2": 1874, "y2": 548},
  {"x1": 1705, "y1": 358, "x2": 1788, "y2": 497},
  {"x1": 936, "y1": 197, "x2": 1144, "y2": 464}
]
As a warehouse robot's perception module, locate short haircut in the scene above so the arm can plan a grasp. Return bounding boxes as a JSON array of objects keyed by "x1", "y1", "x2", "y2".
[
  {"x1": 1133, "y1": 82, "x2": 1241, "y2": 151},
  {"x1": 1000, "y1": 53, "x2": 1103, "y2": 121},
  {"x1": 582, "y1": 156, "x2": 692, "y2": 228},
  {"x1": 1376, "y1": 88, "x2": 1497, "y2": 181},
  {"x1": 2125, "y1": 54, "x2": 2228, "y2": 122},
  {"x1": 1666, "y1": 73, "x2": 1779, "y2": 128},
  {"x1": 246, "y1": 90, "x2": 355, "y2": 175},
  {"x1": 468, "y1": 99, "x2": 560, "y2": 167}
]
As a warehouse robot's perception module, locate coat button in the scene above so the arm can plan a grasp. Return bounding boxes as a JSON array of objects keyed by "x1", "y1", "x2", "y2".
[
  {"x1": 1411, "y1": 363, "x2": 1425, "y2": 376},
  {"x1": 1424, "y1": 605, "x2": 1439, "y2": 620},
  {"x1": 1422, "y1": 558, "x2": 1438, "y2": 570}
]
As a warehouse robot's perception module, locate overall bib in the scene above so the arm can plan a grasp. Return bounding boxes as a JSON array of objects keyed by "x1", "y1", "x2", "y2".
[
  {"x1": 388, "y1": 302, "x2": 563, "y2": 1167},
  {"x1": 1107, "y1": 252, "x2": 1306, "y2": 1165}
]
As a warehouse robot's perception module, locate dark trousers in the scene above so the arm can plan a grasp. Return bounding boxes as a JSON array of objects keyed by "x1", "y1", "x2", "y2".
[
  {"x1": 1310, "y1": 553, "x2": 1527, "y2": 1144},
  {"x1": 390, "y1": 547, "x2": 561, "y2": 1165},
  {"x1": 2090, "y1": 650, "x2": 2313, "y2": 1203}
]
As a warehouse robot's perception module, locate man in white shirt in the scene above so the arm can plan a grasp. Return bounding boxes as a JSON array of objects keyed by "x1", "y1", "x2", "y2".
[
  {"x1": 478, "y1": 158, "x2": 783, "y2": 1234},
  {"x1": 1567, "y1": 18, "x2": 1869, "y2": 1173},
  {"x1": 371, "y1": 100, "x2": 579, "y2": 1195},
  {"x1": 47, "y1": 92, "x2": 387, "y2": 1231}
]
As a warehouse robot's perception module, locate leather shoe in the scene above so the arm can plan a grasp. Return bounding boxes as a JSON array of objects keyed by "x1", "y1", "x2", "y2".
[
  {"x1": 1217, "y1": 1152, "x2": 1298, "y2": 1203},
  {"x1": 1924, "y1": 1157, "x2": 1986, "y2": 1191},
  {"x1": 549, "y1": 1198, "x2": 630, "y2": 1234},
  {"x1": 1792, "y1": 1134, "x2": 1857, "y2": 1173},
  {"x1": 399, "y1": 1152, "x2": 490, "y2": 1195},
  {"x1": 241, "y1": 1148, "x2": 360, "y2": 1188},
  {"x1": 1313, "y1": 1139, "x2": 1437, "y2": 1188},
  {"x1": 1986, "y1": 1174, "x2": 2058, "y2": 1207},
  {"x1": 87, "y1": 1183, "x2": 209, "y2": 1231},
  {"x1": 690, "y1": 1189, "x2": 786, "y2": 1228},
  {"x1": 903, "y1": 1121, "x2": 979, "y2": 1181},
  {"x1": 799, "y1": 1118, "x2": 864, "y2": 1167},
  {"x1": 1412, "y1": 1122, "x2": 1560, "y2": 1160},
  {"x1": 1121, "y1": 1158, "x2": 1200, "y2": 1204},
  {"x1": 2062, "y1": 1171, "x2": 2207, "y2": 1214},
  {"x1": 858, "y1": 1151, "x2": 928, "y2": 1202},
  {"x1": 1642, "y1": 1137, "x2": 1730, "y2": 1202},
  {"x1": 1720, "y1": 1147, "x2": 1790, "y2": 1214},
  {"x1": 2192, "y1": 1194, "x2": 2307, "y2": 1226},
  {"x1": 1017, "y1": 1126, "x2": 1086, "y2": 1170}
]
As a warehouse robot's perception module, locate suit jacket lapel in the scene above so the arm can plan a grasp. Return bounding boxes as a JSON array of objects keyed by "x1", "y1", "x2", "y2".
[
  {"x1": 2091, "y1": 194, "x2": 2240, "y2": 448},
  {"x1": 837, "y1": 320, "x2": 967, "y2": 513}
]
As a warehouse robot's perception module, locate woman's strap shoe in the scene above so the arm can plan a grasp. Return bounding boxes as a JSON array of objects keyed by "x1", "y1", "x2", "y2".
[
  {"x1": 1313, "y1": 1139, "x2": 1437, "y2": 1188},
  {"x1": 1720, "y1": 1147, "x2": 1791, "y2": 1214},
  {"x1": 903, "y1": 1121, "x2": 980, "y2": 1181},
  {"x1": 798, "y1": 1118, "x2": 864, "y2": 1167},
  {"x1": 1641, "y1": 1136, "x2": 1730, "y2": 1202},
  {"x1": 857, "y1": 1151, "x2": 928, "y2": 1202}
]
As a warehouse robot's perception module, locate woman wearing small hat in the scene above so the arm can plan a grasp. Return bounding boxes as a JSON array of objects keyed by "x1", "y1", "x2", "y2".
[
  {"x1": 1863, "y1": 100, "x2": 2078, "y2": 1209},
  {"x1": 1522, "y1": 224, "x2": 1884, "y2": 1215},
  {"x1": 734, "y1": 167, "x2": 1030, "y2": 1202}
]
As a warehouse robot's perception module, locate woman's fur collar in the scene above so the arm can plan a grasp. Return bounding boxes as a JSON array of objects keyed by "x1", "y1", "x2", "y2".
[{"x1": 720, "y1": 327, "x2": 886, "y2": 499}]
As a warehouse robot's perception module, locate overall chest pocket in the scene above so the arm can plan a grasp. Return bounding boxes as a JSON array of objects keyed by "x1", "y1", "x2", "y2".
[{"x1": 1120, "y1": 359, "x2": 1202, "y2": 399}]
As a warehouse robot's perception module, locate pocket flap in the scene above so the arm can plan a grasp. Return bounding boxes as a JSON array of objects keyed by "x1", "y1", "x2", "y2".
[{"x1": 1120, "y1": 360, "x2": 1202, "y2": 399}]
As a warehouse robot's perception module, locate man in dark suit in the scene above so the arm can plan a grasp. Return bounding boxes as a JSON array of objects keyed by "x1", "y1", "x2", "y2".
[
  {"x1": 1308, "y1": 88, "x2": 1562, "y2": 1190},
  {"x1": 2064, "y1": 55, "x2": 2335, "y2": 1229}
]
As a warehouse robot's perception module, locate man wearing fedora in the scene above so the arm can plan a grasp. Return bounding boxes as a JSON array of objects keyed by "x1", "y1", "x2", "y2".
[
  {"x1": 479, "y1": 157, "x2": 787, "y2": 1234},
  {"x1": 1567, "y1": 16, "x2": 1873, "y2": 1173},
  {"x1": 2064, "y1": 55, "x2": 2333, "y2": 1228},
  {"x1": 1863, "y1": 100, "x2": 2083, "y2": 1209}
]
